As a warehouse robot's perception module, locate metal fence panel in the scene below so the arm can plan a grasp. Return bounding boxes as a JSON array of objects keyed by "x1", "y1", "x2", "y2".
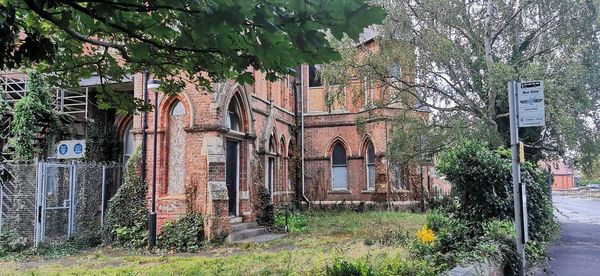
[{"x1": 0, "y1": 160, "x2": 122, "y2": 246}]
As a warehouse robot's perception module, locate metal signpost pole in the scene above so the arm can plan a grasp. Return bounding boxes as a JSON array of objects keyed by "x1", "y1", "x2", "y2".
[{"x1": 509, "y1": 81, "x2": 526, "y2": 275}]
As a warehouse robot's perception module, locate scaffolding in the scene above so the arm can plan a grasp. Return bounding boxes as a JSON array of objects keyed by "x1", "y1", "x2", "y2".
[
  {"x1": 0, "y1": 73, "x2": 90, "y2": 160},
  {"x1": 0, "y1": 74, "x2": 89, "y2": 119}
]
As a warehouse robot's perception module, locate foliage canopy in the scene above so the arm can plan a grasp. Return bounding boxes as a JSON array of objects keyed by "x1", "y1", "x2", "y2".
[
  {"x1": 322, "y1": 0, "x2": 600, "y2": 165},
  {"x1": 0, "y1": 0, "x2": 385, "y2": 112}
]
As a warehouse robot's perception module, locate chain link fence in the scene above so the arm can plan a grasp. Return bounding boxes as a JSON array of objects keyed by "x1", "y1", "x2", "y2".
[{"x1": 0, "y1": 160, "x2": 122, "y2": 246}]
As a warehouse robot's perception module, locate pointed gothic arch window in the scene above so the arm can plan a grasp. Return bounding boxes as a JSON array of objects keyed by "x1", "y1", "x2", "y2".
[
  {"x1": 365, "y1": 141, "x2": 375, "y2": 190},
  {"x1": 331, "y1": 142, "x2": 348, "y2": 190},
  {"x1": 227, "y1": 98, "x2": 241, "y2": 132},
  {"x1": 122, "y1": 120, "x2": 133, "y2": 164}
]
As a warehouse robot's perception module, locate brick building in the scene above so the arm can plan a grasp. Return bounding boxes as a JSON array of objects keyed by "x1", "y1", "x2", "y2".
[
  {"x1": 0, "y1": 39, "x2": 431, "y2": 240},
  {"x1": 133, "y1": 37, "x2": 430, "y2": 238},
  {"x1": 540, "y1": 160, "x2": 575, "y2": 190}
]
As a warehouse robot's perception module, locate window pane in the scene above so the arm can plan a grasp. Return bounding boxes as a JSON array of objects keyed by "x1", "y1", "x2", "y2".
[
  {"x1": 390, "y1": 164, "x2": 405, "y2": 189},
  {"x1": 309, "y1": 65, "x2": 322, "y2": 87},
  {"x1": 367, "y1": 143, "x2": 375, "y2": 163},
  {"x1": 332, "y1": 143, "x2": 346, "y2": 165},
  {"x1": 171, "y1": 100, "x2": 185, "y2": 116},
  {"x1": 332, "y1": 166, "x2": 348, "y2": 189},
  {"x1": 368, "y1": 164, "x2": 376, "y2": 190},
  {"x1": 268, "y1": 158, "x2": 274, "y2": 194}
]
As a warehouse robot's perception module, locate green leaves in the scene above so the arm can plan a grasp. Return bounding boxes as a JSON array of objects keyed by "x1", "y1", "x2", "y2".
[{"x1": 0, "y1": 0, "x2": 385, "y2": 113}]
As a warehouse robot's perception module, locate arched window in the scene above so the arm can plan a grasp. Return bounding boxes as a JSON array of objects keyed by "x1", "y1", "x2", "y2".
[
  {"x1": 227, "y1": 99, "x2": 241, "y2": 131},
  {"x1": 267, "y1": 135, "x2": 276, "y2": 195},
  {"x1": 171, "y1": 100, "x2": 186, "y2": 116},
  {"x1": 365, "y1": 141, "x2": 375, "y2": 190},
  {"x1": 122, "y1": 120, "x2": 133, "y2": 164},
  {"x1": 331, "y1": 142, "x2": 348, "y2": 190},
  {"x1": 280, "y1": 138, "x2": 286, "y2": 192},
  {"x1": 168, "y1": 99, "x2": 186, "y2": 195}
]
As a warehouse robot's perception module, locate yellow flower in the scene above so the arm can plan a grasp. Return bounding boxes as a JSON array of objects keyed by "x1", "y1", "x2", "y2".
[{"x1": 416, "y1": 224, "x2": 436, "y2": 244}]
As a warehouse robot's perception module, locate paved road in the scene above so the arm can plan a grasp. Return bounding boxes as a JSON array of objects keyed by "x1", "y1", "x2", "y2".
[{"x1": 541, "y1": 195, "x2": 600, "y2": 275}]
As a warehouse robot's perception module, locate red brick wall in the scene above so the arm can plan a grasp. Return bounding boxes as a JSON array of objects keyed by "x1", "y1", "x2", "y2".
[
  {"x1": 132, "y1": 72, "x2": 297, "y2": 237},
  {"x1": 552, "y1": 175, "x2": 574, "y2": 190}
]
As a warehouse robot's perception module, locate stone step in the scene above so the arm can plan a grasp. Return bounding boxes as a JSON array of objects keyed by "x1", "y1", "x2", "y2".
[
  {"x1": 230, "y1": 217, "x2": 242, "y2": 224},
  {"x1": 238, "y1": 233, "x2": 287, "y2": 243},
  {"x1": 231, "y1": 221, "x2": 258, "y2": 232},
  {"x1": 229, "y1": 228, "x2": 266, "y2": 242}
]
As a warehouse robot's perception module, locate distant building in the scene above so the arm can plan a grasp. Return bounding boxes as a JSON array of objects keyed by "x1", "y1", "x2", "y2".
[{"x1": 539, "y1": 161, "x2": 574, "y2": 190}]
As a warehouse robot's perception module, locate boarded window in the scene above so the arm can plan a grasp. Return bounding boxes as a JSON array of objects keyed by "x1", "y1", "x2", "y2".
[{"x1": 168, "y1": 100, "x2": 186, "y2": 195}]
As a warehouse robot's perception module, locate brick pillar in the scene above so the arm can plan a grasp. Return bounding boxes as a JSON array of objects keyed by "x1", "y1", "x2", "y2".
[{"x1": 204, "y1": 136, "x2": 231, "y2": 240}]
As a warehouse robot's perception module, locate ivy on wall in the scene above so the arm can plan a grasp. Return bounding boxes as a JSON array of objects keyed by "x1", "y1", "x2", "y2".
[
  {"x1": 102, "y1": 146, "x2": 148, "y2": 247},
  {"x1": 84, "y1": 110, "x2": 117, "y2": 162},
  {"x1": 10, "y1": 71, "x2": 64, "y2": 160}
]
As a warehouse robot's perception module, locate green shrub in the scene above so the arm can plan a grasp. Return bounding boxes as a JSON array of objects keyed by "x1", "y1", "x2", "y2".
[
  {"x1": 102, "y1": 146, "x2": 148, "y2": 248},
  {"x1": 326, "y1": 258, "x2": 375, "y2": 276},
  {"x1": 275, "y1": 211, "x2": 308, "y2": 233},
  {"x1": 381, "y1": 258, "x2": 438, "y2": 276},
  {"x1": 436, "y1": 140, "x2": 558, "y2": 242},
  {"x1": 436, "y1": 141, "x2": 513, "y2": 222},
  {"x1": 158, "y1": 212, "x2": 204, "y2": 252},
  {"x1": 0, "y1": 231, "x2": 28, "y2": 257}
]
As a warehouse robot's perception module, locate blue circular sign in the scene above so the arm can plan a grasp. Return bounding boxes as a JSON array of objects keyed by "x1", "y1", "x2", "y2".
[
  {"x1": 74, "y1": 143, "x2": 83, "y2": 154},
  {"x1": 58, "y1": 144, "x2": 68, "y2": 155}
]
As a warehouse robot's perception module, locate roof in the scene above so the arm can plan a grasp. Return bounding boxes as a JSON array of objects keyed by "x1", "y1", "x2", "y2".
[{"x1": 539, "y1": 160, "x2": 573, "y2": 176}]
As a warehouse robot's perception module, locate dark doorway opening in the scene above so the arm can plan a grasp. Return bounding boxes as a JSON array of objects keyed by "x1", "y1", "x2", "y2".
[{"x1": 226, "y1": 140, "x2": 239, "y2": 217}]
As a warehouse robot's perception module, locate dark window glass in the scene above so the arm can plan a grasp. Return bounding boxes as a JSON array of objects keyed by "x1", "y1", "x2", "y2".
[
  {"x1": 309, "y1": 65, "x2": 322, "y2": 87},
  {"x1": 332, "y1": 143, "x2": 347, "y2": 165},
  {"x1": 367, "y1": 143, "x2": 375, "y2": 164},
  {"x1": 227, "y1": 100, "x2": 241, "y2": 131}
]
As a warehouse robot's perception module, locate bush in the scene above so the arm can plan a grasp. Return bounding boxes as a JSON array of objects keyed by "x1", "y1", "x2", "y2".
[
  {"x1": 436, "y1": 141, "x2": 513, "y2": 222},
  {"x1": 0, "y1": 231, "x2": 28, "y2": 257},
  {"x1": 326, "y1": 258, "x2": 375, "y2": 276},
  {"x1": 158, "y1": 212, "x2": 204, "y2": 252},
  {"x1": 433, "y1": 140, "x2": 558, "y2": 273},
  {"x1": 275, "y1": 211, "x2": 308, "y2": 233},
  {"x1": 436, "y1": 140, "x2": 557, "y2": 242},
  {"x1": 102, "y1": 146, "x2": 148, "y2": 248},
  {"x1": 381, "y1": 258, "x2": 438, "y2": 276}
]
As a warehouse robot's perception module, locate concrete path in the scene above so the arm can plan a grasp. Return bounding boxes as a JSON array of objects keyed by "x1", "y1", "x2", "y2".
[{"x1": 538, "y1": 195, "x2": 600, "y2": 275}]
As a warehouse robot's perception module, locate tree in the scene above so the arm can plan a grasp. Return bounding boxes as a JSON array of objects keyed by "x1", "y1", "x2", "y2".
[
  {"x1": 322, "y1": 0, "x2": 600, "y2": 164},
  {"x1": 0, "y1": 0, "x2": 385, "y2": 112}
]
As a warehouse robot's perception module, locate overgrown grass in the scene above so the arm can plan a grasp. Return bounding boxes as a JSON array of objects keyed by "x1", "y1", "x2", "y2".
[{"x1": 0, "y1": 211, "x2": 425, "y2": 275}]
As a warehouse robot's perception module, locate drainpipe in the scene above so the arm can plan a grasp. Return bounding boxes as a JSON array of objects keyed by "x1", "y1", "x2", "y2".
[
  {"x1": 300, "y1": 66, "x2": 310, "y2": 207},
  {"x1": 141, "y1": 71, "x2": 148, "y2": 207}
]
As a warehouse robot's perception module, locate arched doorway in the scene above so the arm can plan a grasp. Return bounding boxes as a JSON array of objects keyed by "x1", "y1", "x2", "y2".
[{"x1": 226, "y1": 95, "x2": 244, "y2": 217}]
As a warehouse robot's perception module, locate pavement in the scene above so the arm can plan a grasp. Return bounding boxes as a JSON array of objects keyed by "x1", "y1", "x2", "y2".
[{"x1": 537, "y1": 195, "x2": 600, "y2": 275}]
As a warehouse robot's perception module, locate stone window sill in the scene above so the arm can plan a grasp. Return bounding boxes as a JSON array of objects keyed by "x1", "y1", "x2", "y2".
[
  {"x1": 361, "y1": 190, "x2": 375, "y2": 194},
  {"x1": 328, "y1": 190, "x2": 351, "y2": 194}
]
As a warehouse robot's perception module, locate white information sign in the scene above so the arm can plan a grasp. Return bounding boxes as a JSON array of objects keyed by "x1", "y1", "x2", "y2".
[
  {"x1": 517, "y1": 80, "x2": 545, "y2": 127},
  {"x1": 55, "y1": 140, "x2": 86, "y2": 159}
]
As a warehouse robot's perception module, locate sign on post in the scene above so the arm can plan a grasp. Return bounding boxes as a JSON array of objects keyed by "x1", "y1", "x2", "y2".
[
  {"x1": 509, "y1": 80, "x2": 545, "y2": 276},
  {"x1": 55, "y1": 140, "x2": 86, "y2": 159},
  {"x1": 517, "y1": 81, "x2": 545, "y2": 127}
]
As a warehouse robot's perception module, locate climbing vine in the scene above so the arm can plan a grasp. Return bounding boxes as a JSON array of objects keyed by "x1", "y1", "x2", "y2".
[
  {"x1": 84, "y1": 110, "x2": 117, "y2": 162},
  {"x1": 10, "y1": 71, "x2": 63, "y2": 160},
  {"x1": 102, "y1": 146, "x2": 148, "y2": 247}
]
